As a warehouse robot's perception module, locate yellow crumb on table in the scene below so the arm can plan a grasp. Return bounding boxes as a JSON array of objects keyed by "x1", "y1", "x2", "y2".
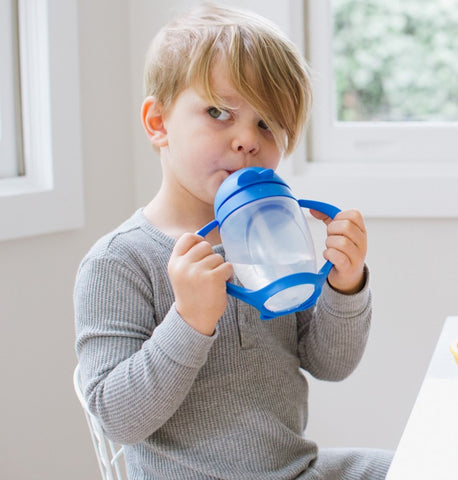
[{"x1": 450, "y1": 341, "x2": 458, "y2": 367}]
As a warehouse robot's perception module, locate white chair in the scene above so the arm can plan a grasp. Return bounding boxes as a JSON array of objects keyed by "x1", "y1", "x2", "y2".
[{"x1": 73, "y1": 365, "x2": 127, "y2": 480}]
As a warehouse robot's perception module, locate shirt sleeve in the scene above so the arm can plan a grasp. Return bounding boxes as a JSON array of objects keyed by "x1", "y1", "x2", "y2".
[
  {"x1": 74, "y1": 255, "x2": 217, "y2": 444},
  {"x1": 296, "y1": 265, "x2": 372, "y2": 381}
]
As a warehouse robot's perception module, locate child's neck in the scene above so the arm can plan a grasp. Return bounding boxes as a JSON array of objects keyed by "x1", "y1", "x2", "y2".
[{"x1": 143, "y1": 190, "x2": 221, "y2": 245}]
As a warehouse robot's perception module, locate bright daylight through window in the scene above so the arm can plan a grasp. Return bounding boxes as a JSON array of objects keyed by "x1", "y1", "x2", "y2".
[{"x1": 333, "y1": 0, "x2": 458, "y2": 122}]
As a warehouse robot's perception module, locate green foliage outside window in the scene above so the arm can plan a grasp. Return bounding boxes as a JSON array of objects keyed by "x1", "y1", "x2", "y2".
[{"x1": 333, "y1": 0, "x2": 458, "y2": 121}]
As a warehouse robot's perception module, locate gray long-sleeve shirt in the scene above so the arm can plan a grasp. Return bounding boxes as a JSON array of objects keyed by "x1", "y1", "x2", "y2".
[{"x1": 74, "y1": 209, "x2": 371, "y2": 480}]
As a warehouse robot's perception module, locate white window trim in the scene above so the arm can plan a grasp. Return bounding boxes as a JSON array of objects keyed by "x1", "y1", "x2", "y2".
[
  {"x1": 278, "y1": 0, "x2": 458, "y2": 218},
  {"x1": 0, "y1": 0, "x2": 84, "y2": 241}
]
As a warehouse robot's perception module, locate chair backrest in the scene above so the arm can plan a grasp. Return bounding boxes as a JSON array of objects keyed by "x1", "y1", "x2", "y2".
[{"x1": 73, "y1": 365, "x2": 127, "y2": 480}]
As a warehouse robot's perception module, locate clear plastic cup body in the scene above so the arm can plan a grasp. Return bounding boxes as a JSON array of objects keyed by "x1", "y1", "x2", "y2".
[{"x1": 220, "y1": 196, "x2": 317, "y2": 312}]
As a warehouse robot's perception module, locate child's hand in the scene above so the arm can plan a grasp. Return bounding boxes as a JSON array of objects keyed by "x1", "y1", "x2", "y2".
[
  {"x1": 310, "y1": 209, "x2": 367, "y2": 294},
  {"x1": 168, "y1": 233, "x2": 234, "y2": 336}
]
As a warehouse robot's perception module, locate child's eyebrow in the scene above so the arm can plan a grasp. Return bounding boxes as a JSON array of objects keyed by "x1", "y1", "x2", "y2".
[
  {"x1": 203, "y1": 98, "x2": 240, "y2": 113},
  {"x1": 203, "y1": 86, "x2": 243, "y2": 106}
]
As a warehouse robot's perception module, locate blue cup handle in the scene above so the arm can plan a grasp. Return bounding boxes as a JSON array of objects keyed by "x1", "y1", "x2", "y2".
[
  {"x1": 298, "y1": 199, "x2": 341, "y2": 219},
  {"x1": 298, "y1": 199, "x2": 341, "y2": 278},
  {"x1": 195, "y1": 219, "x2": 219, "y2": 238}
]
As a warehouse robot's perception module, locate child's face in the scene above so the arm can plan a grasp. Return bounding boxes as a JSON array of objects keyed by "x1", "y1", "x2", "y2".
[{"x1": 159, "y1": 59, "x2": 282, "y2": 212}]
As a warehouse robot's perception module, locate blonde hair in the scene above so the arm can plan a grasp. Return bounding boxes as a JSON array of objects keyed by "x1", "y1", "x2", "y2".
[{"x1": 143, "y1": 3, "x2": 312, "y2": 155}]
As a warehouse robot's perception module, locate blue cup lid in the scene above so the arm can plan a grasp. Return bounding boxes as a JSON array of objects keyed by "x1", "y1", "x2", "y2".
[{"x1": 214, "y1": 167, "x2": 295, "y2": 226}]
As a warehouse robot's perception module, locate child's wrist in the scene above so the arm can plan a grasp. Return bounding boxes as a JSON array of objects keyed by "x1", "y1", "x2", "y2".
[
  {"x1": 175, "y1": 304, "x2": 217, "y2": 336},
  {"x1": 328, "y1": 267, "x2": 367, "y2": 295}
]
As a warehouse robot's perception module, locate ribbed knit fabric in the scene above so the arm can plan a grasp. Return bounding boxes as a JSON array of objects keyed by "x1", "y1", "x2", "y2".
[{"x1": 74, "y1": 208, "x2": 392, "y2": 479}]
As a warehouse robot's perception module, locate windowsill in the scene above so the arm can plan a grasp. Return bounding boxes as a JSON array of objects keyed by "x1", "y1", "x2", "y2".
[
  {"x1": 0, "y1": 176, "x2": 84, "y2": 240},
  {"x1": 278, "y1": 159, "x2": 458, "y2": 218}
]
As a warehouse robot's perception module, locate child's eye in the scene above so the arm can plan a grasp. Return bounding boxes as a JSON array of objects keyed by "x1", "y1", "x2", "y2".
[
  {"x1": 258, "y1": 120, "x2": 270, "y2": 131},
  {"x1": 207, "y1": 107, "x2": 231, "y2": 121}
]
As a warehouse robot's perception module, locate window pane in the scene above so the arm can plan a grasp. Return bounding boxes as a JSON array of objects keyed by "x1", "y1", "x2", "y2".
[
  {"x1": 0, "y1": 0, "x2": 22, "y2": 179},
  {"x1": 332, "y1": 0, "x2": 458, "y2": 122}
]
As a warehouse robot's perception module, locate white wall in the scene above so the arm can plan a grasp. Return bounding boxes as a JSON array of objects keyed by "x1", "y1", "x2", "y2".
[
  {"x1": 2, "y1": 2, "x2": 135, "y2": 479},
  {"x1": 1, "y1": 1, "x2": 457, "y2": 479},
  {"x1": 306, "y1": 218, "x2": 458, "y2": 449}
]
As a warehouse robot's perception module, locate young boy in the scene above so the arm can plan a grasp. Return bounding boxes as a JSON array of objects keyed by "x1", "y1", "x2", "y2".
[{"x1": 74, "y1": 4, "x2": 393, "y2": 479}]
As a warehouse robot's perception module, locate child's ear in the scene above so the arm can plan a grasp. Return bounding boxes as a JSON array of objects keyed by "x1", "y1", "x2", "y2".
[{"x1": 141, "y1": 96, "x2": 168, "y2": 148}]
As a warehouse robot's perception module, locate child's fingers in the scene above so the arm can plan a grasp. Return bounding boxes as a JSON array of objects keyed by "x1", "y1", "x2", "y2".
[
  {"x1": 309, "y1": 209, "x2": 332, "y2": 225},
  {"x1": 172, "y1": 232, "x2": 205, "y2": 257},
  {"x1": 324, "y1": 235, "x2": 360, "y2": 267},
  {"x1": 313, "y1": 209, "x2": 367, "y2": 294},
  {"x1": 323, "y1": 246, "x2": 352, "y2": 270},
  {"x1": 311, "y1": 209, "x2": 366, "y2": 234},
  {"x1": 313, "y1": 209, "x2": 367, "y2": 254},
  {"x1": 171, "y1": 232, "x2": 232, "y2": 275},
  {"x1": 214, "y1": 261, "x2": 234, "y2": 281},
  {"x1": 332, "y1": 209, "x2": 366, "y2": 234},
  {"x1": 187, "y1": 239, "x2": 216, "y2": 262},
  {"x1": 172, "y1": 233, "x2": 219, "y2": 264},
  {"x1": 200, "y1": 251, "x2": 227, "y2": 270},
  {"x1": 326, "y1": 220, "x2": 366, "y2": 251},
  {"x1": 186, "y1": 240, "x2": 232, "y2": 275}
]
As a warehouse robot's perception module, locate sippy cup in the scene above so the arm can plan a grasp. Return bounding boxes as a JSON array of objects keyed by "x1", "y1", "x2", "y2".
[{"x1": 196, "y1": 167, "x2": 341, "y2": 320}]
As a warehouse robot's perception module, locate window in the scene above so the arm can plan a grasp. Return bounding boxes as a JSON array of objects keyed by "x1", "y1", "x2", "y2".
[
  {"x1": 280, "y1": 0, "x2": 458, "y2": 217},
  {"x1": 0, "y1": 0, "x2": 23, "y2": 179},
  {"x1": 333, "y1": 1, "x2": 458, "y2": 124},
  {"x1": 0, "y1": 0, "x2": 84, "y2": 241},
  {"x1": 309, "y1": 0, "x2": 458, "y2": 164}
]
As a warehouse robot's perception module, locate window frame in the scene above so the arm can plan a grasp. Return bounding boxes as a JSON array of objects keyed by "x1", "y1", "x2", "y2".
[
  {"x1": 0, "y1": 0, "x2": 84, "y2": 241},
  {"x1": 309, "y1": 0, "x2": 458, "y2": 164},
  {"x1": 277, "y1": 0, "x2": 458, "y2": 218}
]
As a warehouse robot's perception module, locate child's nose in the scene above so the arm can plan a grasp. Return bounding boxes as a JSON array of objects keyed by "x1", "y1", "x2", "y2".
[{"x1": 231, "y1": 125, "x2": 259, "y2": 155}]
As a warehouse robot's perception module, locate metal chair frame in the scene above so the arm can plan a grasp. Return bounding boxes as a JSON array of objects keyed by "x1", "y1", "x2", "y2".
[{"x1": 73, "y1": 365, "x2": 127, "y2": 480}]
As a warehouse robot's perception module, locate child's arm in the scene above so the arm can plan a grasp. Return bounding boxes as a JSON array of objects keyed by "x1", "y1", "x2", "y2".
[
  {"x1": 74, "y1": 233, "x2": 231, "y2": 445},
  {"x1": 297, "y1": 209, "x2": 371, "y2": 380},
  {"x1": 167, "y1": 233, "x2": 234, "y2": 336},
  {"x1": 310, "y1": 208, "x2": 367, "y2": 294}
]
